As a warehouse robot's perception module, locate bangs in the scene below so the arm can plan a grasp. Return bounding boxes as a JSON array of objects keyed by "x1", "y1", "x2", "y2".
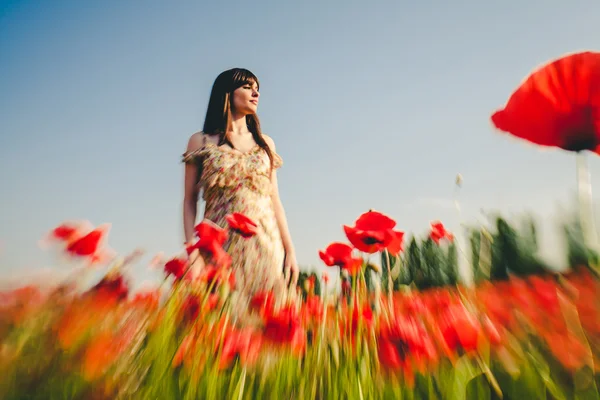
[{"x1": 231, "y1": 68, "x2": 260, "y2": 90}]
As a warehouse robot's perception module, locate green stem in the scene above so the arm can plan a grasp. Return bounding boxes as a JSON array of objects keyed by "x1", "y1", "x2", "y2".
[
  {"x1": 232, "y1": 367, "x2": 247, "y2": 400},
  {"x1": 476, "y1": 354, "x2": 503, "y2": 399},
  {"x1": 384, "y1": 249, "x2": 393, "y2": 312},
  {"x1": 576, "y1": 153, "x2": 598, "y2": 252}
]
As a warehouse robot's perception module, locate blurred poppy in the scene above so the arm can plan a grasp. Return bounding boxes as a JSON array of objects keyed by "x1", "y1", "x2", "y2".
[
  {"x1": 491, "y1": 51, "x2": 600, "y2": 153},
  {"x1": 188, "y1": 219, "x2": 228, "y2": 258},
  {"x1": 318, "y1": 242, "x2": 363, "y2": 275},
  {"x1": 226, "y1": 212, "x2": 258, "y2": 238},
  {"x1": 343, "y1": 211, "x2": 397, "y2": 253},
  {"x1": 387, "y1": 230, "x2": 405, "y2": 255},
  {"x1": 164, "y1": 257, "x2": 188, "y2": 280},
  {"x1": 430, "y1": 221, "x2": 453, "y2": 244}
]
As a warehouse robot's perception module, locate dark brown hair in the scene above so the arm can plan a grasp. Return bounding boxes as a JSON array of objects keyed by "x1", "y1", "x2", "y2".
[{"x1": 203, "y1": 68, "x2": 273, "y2": 169}]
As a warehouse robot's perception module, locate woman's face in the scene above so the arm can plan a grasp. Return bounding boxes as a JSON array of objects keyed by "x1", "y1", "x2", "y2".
[{"x1": 231, "y1": 80, "x2": 260, "y2": 116}]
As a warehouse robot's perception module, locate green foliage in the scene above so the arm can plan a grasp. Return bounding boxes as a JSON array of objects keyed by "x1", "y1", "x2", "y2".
[
  {"x1": 422, "y1": 237, "x2": 443, "y2": 288},
  {"x1": 399, "y1": 234, "x2": 459, "y2": 290},
  {"x1": 312, "y1": 272, "x2": 322, "y2": 296},
  {"x1": 380, "y1": 251, "x2": 400, "y2": 293},
  {"x1": 138, "y1": 298, "x2": 182, "y2": 399},
  {"x1": 490, "y1": 218, "x2": 514, "y2": 280},
  {"x1": 563, "y1": 211, "x2": 600, "y2": 269},
  {"x1": 379, "y1": 208, "x2": 600, "y2": 291},
  {"x1": 469, "y1": 227, "x2": 485, "y2": 284},
  {"x1": 447, "y1": 241, "x2": 459, "y2": 285},
  {"x1": 468, "y1": 210, "x2": 600, "y2": 282},
  {"x1": 407, "y1": 236, "x2": 424, "y2": 288},
  {"x1": 297, "y1": 269, "x2": 322, "y2": 297},
  {"x1": 395, "y1": 254, "x2": 412, "y2": 288},
  {"x1": 466, "y1": 215, "x2": 549, "y2": 282},
  {"x1": 364, "y1": 267, "x2": 374, "y2": 292}
]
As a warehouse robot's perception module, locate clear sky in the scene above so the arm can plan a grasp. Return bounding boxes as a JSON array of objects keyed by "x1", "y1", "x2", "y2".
[{"x1": 1, "y1": 0, "x2": 600, "y2": 289}]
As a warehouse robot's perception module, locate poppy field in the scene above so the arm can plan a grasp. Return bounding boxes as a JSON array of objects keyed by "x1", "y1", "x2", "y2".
[{"x1": 1, "y1": 208, "x2": 600, "y2": 400}]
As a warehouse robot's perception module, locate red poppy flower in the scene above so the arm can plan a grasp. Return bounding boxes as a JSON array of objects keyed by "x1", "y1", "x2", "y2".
[
  {"x1": 476, "y1": 283, "x2": 513, "y2": 327},
  {"x1": 51, "y1": 223, "x2": 80, "y2": 241},
  {"x1": 430, "y1": 221, "x2": 453, "y2": 244},
  {"x1": 387, "y1": 230, "x2": 405, "y2": 255},
  {"x1": 91, "y1": 273, "x2": 129, "y2": 301},
  {"x1": 439, "y1": 304, "x2": 481, "y2": 352},
  {"x1": 181, "y1": 295, "x2": 200, "y2": 323},
  {"x1": 402, "y1": 294, "x2": 427, "y2": 315},
  {"x1": 344, "y1": 225, "x2": 390, "y2": 253},
  {"x1": 343, "y1": 211, "x2": 397, "y2": 254},
  {"x1": 226, "y1": 212, "x2": 258, "y2": 238},
  {"x1": 545, "y1": 331, "x2": 589, "y2": 371},
  {"x1": 250, "y1": 291, "x2": 276, "y2": 316},
  {"x1": 356, "y1": 211, "x2": 396, "y2": 230},
  {"x1": 40, "y1": 220, "x2": 94, "y2": 249},
  {"x1": 66, "y1": 223, "x2": 110, "y2": 258},
  {"x1": 195, "y1": 219, "x2": 227, "y2": 244},
  {"x1": 302, "y1": 295, "x2": 324, "y2": 322},
  {"x1": 528, "y1": 275, "x2": 560, "y2": 314},
  {"x1": 491, "y1": 51, "x2": 600, "y2": 153},
  {"x1": 164, "y1": 257, "x2": 188, "y2": 280},
  {"x1": 377, "y1": 336, "x2": 404, "y2": 369},
  {"x1": 342, "y1": 257, "x2": 363, "y2": 275},
  {"x1": 350, "y1": 302, "x2": 373, "y2": 333},
  {"x1": 319, "y1": 242, "x2": 364, "y2": 275},
  {"x1": 319, "y1": 242, "x2": 353, "y2": 265},
  {"x1": 377, "y1": 315, "x2": 435, "y2": 371},
  {"x1": 218, "y1": 327, "x2": 263, "y2": 370},
  {"x1": 263, "y1": 305, "x2": 306, "y2": 353},
  {"x1": 188, "y1": 219, "x2": 229, "y2": 260}
]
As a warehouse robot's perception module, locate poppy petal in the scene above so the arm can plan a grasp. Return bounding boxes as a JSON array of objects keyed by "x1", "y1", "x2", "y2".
[{"x1": 491, "y1": 51, "x2": 600, "y2": 153}]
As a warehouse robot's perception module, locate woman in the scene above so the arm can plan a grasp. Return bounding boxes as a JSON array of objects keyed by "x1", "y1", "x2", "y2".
[{"x1": 182, "y1": 68, "x2": 299, "y2": 299}]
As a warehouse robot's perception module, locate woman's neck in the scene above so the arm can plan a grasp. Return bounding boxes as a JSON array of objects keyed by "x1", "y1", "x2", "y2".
[{"x1": 229, "y1": 113, "x2": 251, "y2": 136}]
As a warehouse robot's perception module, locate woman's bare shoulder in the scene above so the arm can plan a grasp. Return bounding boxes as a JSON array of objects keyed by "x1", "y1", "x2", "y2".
[
  {"x1": 262, "y1": 133, "x2": 276, "y2": 150},
  {"x1": 186, "y1": 131, "x2": 207, "y2": 152},
  {"x1": 187, "y1": 132, "x2": 220, "y2": 149}
]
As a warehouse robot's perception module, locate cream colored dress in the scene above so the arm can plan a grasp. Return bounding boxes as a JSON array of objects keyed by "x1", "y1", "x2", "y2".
[{"x1": 182, "y1": 141, "x2": 287, "y2": 299}]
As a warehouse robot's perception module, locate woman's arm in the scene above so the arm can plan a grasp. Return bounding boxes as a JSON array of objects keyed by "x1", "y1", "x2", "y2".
[
  {"x1": 271, "y1": 173, "x2": 295, "y2": 256},
  {"x1": 264, "y1": 135, "x2": 299, "y2": 285},
  {"x1": 183, "y1": 133, "x2": 206, "y2": 245}
]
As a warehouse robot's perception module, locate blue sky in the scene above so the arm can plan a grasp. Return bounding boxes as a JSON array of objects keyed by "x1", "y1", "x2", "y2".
[{"x1": 1, "y1": 0, "x2": 599, "y2": 289}]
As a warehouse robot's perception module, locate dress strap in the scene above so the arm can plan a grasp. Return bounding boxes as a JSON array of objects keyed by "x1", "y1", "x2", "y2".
[
  {"x1": 272, "y1": 152, "x2": 283, "y2": 169},
  {"x1": 181, "y1": 133, "x2": 213, "y2": 164},
  {"x1": 181, "y1": 148, "x2": 205, "y2": 164}
]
